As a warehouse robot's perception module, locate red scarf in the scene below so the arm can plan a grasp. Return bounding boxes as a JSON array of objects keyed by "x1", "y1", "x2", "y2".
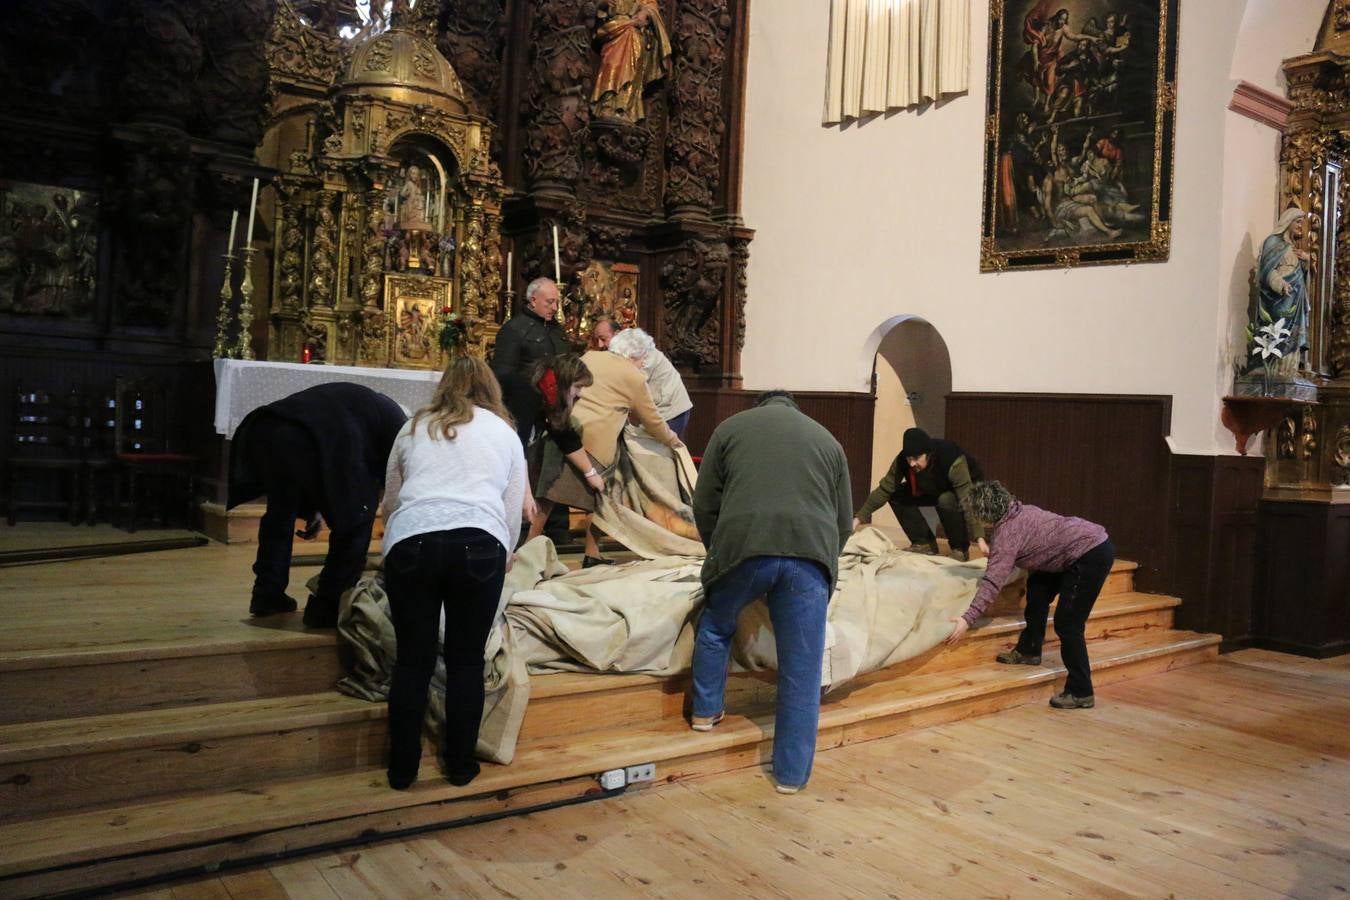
[{"x1": 537, "y1": 368, "x2": 559, "y2": 410}]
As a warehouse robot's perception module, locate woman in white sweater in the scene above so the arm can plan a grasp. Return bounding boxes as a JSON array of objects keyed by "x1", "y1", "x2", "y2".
[{"x1": 381, "y1": 356, "x2": 526, "y2": 790}]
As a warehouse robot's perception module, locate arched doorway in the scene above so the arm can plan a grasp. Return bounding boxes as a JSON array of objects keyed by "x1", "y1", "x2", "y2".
[{"x1": 864, "y1": 316, "x2": 953, "y2": 531}]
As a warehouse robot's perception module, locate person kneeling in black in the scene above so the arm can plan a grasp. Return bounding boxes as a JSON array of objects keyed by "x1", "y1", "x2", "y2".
[
  {"x1": 853, "y1": 427, "x2": 984, "y2": 561},
  {"x1": 228, "y1": 383, "x2": 407, "y2": 627}
]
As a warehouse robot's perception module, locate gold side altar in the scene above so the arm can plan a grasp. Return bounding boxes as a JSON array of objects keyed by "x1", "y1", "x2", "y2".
[{"x1": 262, "y1": 11, "x2": 504, "y2": 368}]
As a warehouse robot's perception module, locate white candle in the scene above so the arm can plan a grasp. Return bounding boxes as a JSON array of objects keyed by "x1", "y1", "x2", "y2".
[
  {"x1": 552, "y1": 224, "x2": 561, "y2": 282},
  {"x1": 506, "y1": 249, "x2": 512, "y2": 287},
  {"x1": 244, "y1": 178, "x2": 260, "y2": 248},
  {"x1": 226, "y1": 210, "x2": 238, "y2": 255}
]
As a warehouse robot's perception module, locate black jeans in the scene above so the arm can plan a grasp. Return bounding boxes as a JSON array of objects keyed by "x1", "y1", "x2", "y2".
[
  {"x1": 384, "y1": 528, "x2": 507, "y2": 784},
  {"x1": 888, "y1": 490, "x2": 970, "y2": 552},
  {"x1": 1015, "y1": 538, "x2": 1116, "y2": 697},
  {"x1": 246, "y1": 415, "x2": 373, "y2": 604}
]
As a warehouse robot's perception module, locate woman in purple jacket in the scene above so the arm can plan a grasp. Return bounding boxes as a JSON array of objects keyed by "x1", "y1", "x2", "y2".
[{"x1": 945, "y1": 480, "x2": 1115, "y2": 709}]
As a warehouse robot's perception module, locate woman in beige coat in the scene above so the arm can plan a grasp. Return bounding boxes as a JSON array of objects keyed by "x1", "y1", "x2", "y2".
[{"x1": 570, "y1": 328, "x2": 684, "y2": 564}]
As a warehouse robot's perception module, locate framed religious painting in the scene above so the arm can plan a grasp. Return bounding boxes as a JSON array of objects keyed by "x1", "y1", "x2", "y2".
[
  {"x1": 0, "y1": 181, "x2": 99, "y2": 319},
  {"x1": 385, "y1": 274, "x2": 452, "y2": 370},
  {"x1": 980, "y1": 0, "x2": 1179, "y2": 271}
]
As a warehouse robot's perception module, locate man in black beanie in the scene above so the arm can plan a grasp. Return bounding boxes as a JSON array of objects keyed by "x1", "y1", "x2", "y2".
[{"x1": 853, "y1": 427, "x2": 984, "y2": 561}]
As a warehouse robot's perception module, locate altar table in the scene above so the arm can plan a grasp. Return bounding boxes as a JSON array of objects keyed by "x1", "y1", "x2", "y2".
[{"x1": 213, "y1": 358, "x2": 440, "y2": 438}]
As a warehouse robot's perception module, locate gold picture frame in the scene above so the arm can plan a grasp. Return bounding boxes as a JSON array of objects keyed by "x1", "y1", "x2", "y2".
[
  {"x1": 980, "y1": 0, "x2": 1179, "y2": 271},
  {"x1": 385, "y1": 274, "x2": 452, "y2": 370}
]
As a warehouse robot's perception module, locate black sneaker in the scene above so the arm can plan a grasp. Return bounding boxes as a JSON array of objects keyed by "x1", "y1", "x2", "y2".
[
  {"x1": 387, "y1": 768, "x2": 417, "y2": 791},
  {"x1": 996, "y1": 649, "x2": 1042, "y2": 666},
  {"x1": 445, "y1": 760, "x2": 481, "y2": 786},
  {"x1": 302, "y1": 595, "x2": 340, "y2": 628},
  {"x1": 1049, "y1": 691, "x2": 1095, "y2": 709},
  {"x1": 249, "y1": 593, "x2": 298, "y2": 617},
  {"x1": 582, "y1": 555, "x2": 616, "y2": 568}
]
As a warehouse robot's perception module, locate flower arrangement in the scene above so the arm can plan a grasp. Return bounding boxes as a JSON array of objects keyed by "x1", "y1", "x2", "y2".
[{"x1": 438, "y1": 306, "x2": 467, "y2": 353}]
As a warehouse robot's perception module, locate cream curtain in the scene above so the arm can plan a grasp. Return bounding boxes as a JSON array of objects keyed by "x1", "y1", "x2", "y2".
[{"x1": 823, "y1": 0, "x2": 970, "y2": 125}]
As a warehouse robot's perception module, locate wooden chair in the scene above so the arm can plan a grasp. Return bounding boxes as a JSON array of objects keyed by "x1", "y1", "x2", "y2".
[
  {"x1": 5, "y1": 384, "x2": 85, "y2": 526},
  {"x1": 110, "y1": 376, "x2": 198, "y2": 532}
]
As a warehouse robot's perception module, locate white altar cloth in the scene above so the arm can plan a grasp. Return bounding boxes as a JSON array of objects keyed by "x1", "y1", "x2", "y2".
[{"x1": 213, "y1": 358, "x2": 440, "y2": 438}]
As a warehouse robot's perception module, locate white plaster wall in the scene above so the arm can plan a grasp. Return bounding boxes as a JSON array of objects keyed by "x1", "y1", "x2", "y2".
[
  {"x1": 739, "y1": 0, "x2": 1324, "y2": 455},
  {"x1": 1230, "y1": 0, "x2": 1324, "y2": 90}
]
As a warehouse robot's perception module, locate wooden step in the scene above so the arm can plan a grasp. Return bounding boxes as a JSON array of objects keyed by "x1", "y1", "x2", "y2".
[
  {"x1": 200, "y1": 502, "x2": 387, "y2": 547},
  {"x1": 0, "y1": 629, "x2": 1218, "y2": 898},
  {"x1": 0, "y1": 557, "x2": 1140, "y2": 727},
  {"x1": 0, "y1": 591, "x2": 1178, "y2": 820},
  {"x1": 518, "y1": 589, "x2": 1177, "y2": 742},
  {"x1": 0, "y1": 630, "x2": 342, "y2": 727}
]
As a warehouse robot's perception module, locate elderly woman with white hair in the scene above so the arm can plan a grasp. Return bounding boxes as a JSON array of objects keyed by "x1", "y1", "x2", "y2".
[
  {"x1": 565, "y1": 326, "x2": 685, "y2": 565},
  {"x1": 608, "y1": 327, "x2": 694, "y2": 438}
]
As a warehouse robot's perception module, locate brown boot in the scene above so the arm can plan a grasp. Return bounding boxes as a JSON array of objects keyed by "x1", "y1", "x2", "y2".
[{"x1": 996, "y1": 648, "x2": 1042, "y2": 666}]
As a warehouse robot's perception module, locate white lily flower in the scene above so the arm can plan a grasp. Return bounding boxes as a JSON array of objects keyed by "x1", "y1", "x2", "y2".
[
  {"x1": 1260, "y1": 318, "x2": 1291, "y2": 343},
  {"x1": 1251, "y1": 334, "x2": 1285, "y2": 360}
]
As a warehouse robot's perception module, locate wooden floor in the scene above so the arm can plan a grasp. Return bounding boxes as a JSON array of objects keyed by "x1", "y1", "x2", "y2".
[
  {"x1": 0, "y1": 522, "x2": 200, "y2": 555},
  {"x1": 116, "y1": 650, "x2": 1350, "y2": 900}
]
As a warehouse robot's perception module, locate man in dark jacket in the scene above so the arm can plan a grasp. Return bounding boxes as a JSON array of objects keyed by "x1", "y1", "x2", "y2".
[
  {"x1": 228, "y1": 382, "x2": 407, "y2": 627},
  {"x1": 490, "y1": 277, "x2": 573, "y2": 445},
  {"x1": 689, "y1": 391, "x2": 852, "y2": 795},
  {"x1": 853, "y1": 426, "x2": 984, "y2": 561}
]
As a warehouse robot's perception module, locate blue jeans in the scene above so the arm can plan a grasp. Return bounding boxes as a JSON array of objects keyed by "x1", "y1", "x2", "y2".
[
  {"x1": 691, "y1": 556, "x2": 830, "y2": 787},
  {"x1": 667, "y1": 410, "x2": 692, "y2": 438}
]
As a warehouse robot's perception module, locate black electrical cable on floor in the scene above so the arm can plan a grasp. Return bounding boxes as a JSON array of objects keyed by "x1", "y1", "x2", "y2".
[{"x1": 37, "y1": 783, "x2": 630, "y2": 899}]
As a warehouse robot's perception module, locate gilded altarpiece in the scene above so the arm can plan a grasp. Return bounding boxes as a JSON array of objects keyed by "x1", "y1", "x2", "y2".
[
  {"x1": 1262, "y1": 7, "x2": 1350, "y2": 495},
  {"x1": 262, "y1": 6, "x2": 504, "y2": 368},
  {"x1": 257, "y1": 0, "x2": 752, "y2": 385}
]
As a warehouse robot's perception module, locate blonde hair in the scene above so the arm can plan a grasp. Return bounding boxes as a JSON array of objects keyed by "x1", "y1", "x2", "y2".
[{"x1": 410, "y1": 355, "x2": 514, "y2": 440}]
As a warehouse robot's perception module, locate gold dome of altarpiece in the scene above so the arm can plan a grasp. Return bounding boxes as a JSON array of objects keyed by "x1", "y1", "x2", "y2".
[{"x1": 336, "y1": 28, "x2": 468, "y2": 113}]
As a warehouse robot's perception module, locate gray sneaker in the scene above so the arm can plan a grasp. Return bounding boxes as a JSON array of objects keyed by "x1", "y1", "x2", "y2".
[
  {"x1": 1049, "y1": 691, "x2": 1095, "y2": 709},
  {"x1": 949, "y1": 548, "x2": 969, "y2": 562}
]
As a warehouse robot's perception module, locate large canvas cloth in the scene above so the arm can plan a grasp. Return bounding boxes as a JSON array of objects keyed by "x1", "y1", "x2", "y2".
[{"x1": 336, "y1": 528, "x2": 1017, "y2": 765}]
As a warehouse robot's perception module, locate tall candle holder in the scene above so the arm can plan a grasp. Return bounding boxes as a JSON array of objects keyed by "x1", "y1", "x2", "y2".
[
  {"x1": 212, "y1": 253, "x2": 237, "y2": 359},
  {"x1": 502, "y1": 286, "x2": 515, "y2": 320},
  {"x1": 235, "y1": 246, "x2": 258, "y2": 361}
]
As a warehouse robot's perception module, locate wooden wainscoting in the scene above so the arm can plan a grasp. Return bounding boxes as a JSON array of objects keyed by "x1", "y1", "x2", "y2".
[
  {"x1": 1167, "y1": 454, "x2": 1265, "y2": 643},
  {"x1": 946, "y1": 393, "x2": 1174, "y2": 591},
  {"x1": 1253, "y1": 495, "x2": 1350, "y2": 657},
  {"x1": 684, "y1": 388, "x2": 875, "y2": 508}
]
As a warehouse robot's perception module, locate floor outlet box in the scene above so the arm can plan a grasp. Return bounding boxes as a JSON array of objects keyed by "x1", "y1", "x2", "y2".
[{"x1": 625, "y1": 763, "x2": 657, "y2": 784}]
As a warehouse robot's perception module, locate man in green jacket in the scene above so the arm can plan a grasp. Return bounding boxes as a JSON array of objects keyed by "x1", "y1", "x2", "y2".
[
  {"x1": 689, "y1": 391, "x2": 852, "y2": 795},
  {"x1": 854, "y1": 427, "x2": 984, "y2": 561}
]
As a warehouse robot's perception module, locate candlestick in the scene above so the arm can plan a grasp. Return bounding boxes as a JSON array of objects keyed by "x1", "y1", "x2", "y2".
[
  {"x1": 212, "y1": 253, "x2": 236, "y2": 359},
  {"x1": 235, "y1": 246, "x2": 257, "y2": 360},
  {"x1": 244, "y1": 178, "x2": 259, "y2": 247},
  {"x1": 226, "y1": 209, "x2": 238, "y2": 256},
  {"x1": 552, "y1": 224, "x2": 560, "y2": 282}
]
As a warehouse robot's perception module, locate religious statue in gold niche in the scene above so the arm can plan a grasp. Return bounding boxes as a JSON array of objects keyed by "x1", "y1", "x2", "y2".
[
  {"x1": 591, "y1": 0, "x2": 672, "y2": 123},
  {"x1": 397, "y1": 164, "x2": 434, "y2": 232}
]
